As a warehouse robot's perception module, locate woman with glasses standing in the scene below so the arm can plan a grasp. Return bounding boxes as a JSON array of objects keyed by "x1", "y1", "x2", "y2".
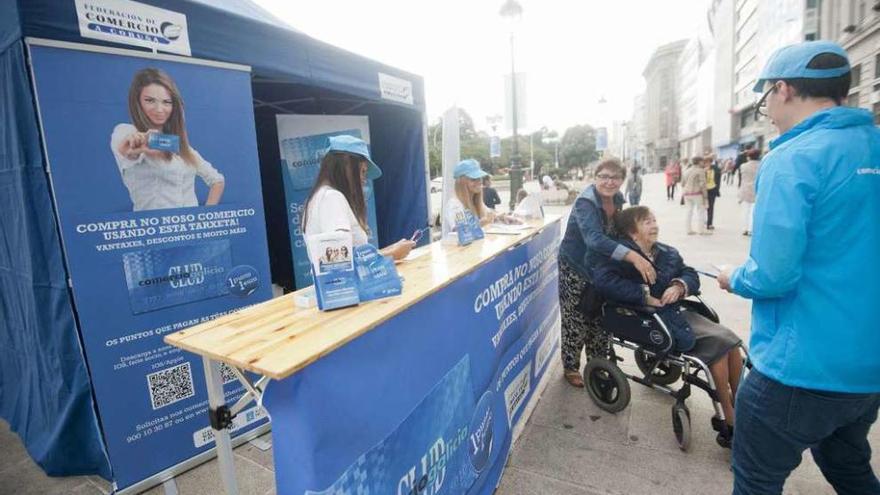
[{"x1": 557, "y1": 158, "x2": 657, "y2": 388}]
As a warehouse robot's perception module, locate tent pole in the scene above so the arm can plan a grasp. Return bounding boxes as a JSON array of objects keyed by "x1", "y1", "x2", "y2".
[{"x1": 422, "y1": 110, "x2": 432, "y2": 235}]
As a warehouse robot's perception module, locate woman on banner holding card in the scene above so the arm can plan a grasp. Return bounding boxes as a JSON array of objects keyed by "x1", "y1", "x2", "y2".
[
  {"x1": 112, "y1": 68, "x2": 225, "y2": 212},
  {"x1": 303, "y1": 135, "x2": 415, "y2": 261}
]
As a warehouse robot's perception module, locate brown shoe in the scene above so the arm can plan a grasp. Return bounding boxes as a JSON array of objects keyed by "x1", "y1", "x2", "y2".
[{"x1": 564, "y1": 369, "x2": 585, "y2": 388}]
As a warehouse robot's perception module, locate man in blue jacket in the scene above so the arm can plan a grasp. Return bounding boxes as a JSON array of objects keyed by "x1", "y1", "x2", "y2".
[{"x1": 718, "y1": 41, "x2": 880, "y2": 494}]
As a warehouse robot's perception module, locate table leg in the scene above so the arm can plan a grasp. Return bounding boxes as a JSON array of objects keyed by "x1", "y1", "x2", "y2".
[{"x1": 203, "y1": 357, "x2": 239, "y2": 495}]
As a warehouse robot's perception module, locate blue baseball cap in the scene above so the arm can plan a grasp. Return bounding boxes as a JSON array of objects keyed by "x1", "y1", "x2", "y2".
[
  {"x1": 454, "y1": 159, "x2": 488, "y2": 179},
  {"x1": 324, "y1": 135, "x2": 382, "y2": 180},
  {"x1": 753, "y1": 41, "x2": 851, "y2": 92}
]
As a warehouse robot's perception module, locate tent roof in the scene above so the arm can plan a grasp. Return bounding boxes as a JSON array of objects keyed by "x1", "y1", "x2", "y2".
[{"x1": 4, "y1": 0, "x2": 425, "y2": 109}]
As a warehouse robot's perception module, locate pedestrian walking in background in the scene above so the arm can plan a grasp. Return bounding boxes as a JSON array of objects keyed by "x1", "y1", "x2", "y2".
[
  {"x1": 482, "y1": 175, "x2": 502, "y2": 210},
  {"x1": 681, "y1": 157, "x2": 708, "y2": 235},
  {"x1": 723, "y1": 158, "x2": 735, "y2": 185},
  {"x1": 717, "y1": 41, "x2": 880, "y2": 495},
  {"x1": 737, "y1": 149, "x2": 760, "y2": 236},
  {"x1": 705, "y1": 155, "x2": 722, "y2": 230},
  {"x1": 734, "y1": 143, "x2": 753, "y2": 188},
  {"x1": 665, "y1": 160, "x2": 681, "y2": 200},
  {"x1": 625, "y1": 164, "x2": 643, "y2": 205}
]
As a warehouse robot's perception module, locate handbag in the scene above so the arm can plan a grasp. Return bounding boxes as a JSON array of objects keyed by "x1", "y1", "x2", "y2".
[{"x1": 578, "y1": 281, "x2": 604, "y2": 319}]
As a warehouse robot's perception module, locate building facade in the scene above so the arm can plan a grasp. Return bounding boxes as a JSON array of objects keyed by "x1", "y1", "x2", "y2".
[
  {"x1": 678, "y1": 17, "x2": 717, "y2": 161},
  {"x1": 818, "y1": 0, "x2": 880, "y2": 124},
  {"x1": 643, "y1": 40, "x2": 687, "y2": 171}
]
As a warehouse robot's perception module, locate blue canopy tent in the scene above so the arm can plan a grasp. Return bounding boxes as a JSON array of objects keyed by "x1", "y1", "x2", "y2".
[{"x1": 1, "y1": 0, "x2": 429, "y2": 483}]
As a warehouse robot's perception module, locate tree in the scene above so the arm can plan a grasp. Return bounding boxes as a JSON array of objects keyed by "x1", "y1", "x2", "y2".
[{"x1": 560, "y1": 125, "x2": 598, "y2": 173}]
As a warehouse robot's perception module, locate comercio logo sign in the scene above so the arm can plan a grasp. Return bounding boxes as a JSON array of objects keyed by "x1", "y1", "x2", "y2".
[{"x1": 75, "y1": 0, "x2": 192, "y2": 56}]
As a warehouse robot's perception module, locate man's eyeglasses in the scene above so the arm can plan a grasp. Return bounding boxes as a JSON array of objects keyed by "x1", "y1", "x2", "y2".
[
  {"x1": 596, "y1": 174, "x2": 623, "y2": 182},
  {"x1": 754, "y1": 83, "x2": 778, "y2": 120}
]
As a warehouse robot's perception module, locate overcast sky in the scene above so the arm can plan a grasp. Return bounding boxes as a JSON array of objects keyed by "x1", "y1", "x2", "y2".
[{"x1": 254, "y1": 0, "x2": 711, "y2": 134}]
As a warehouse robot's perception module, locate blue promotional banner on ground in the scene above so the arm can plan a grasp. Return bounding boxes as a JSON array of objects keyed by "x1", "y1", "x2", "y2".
[
  {"x1": 276, "y1": 115, "x2": 379, "y2": 289},
  {"x1": 265, "y1": 222, "x2": 561, "y2": 495},
  {"x1": 28, "y1": 45, "x2": 272, "y2": 490}
]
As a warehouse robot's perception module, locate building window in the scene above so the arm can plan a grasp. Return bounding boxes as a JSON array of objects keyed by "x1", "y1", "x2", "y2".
[
  {"x1": 848, "y1": 92, "x2": 860, "y2": 107},
  {"x1": 874, "y1": 102, "x2": 880, "y2": 125},
  {"x1": 875, "y1": 54, "x2": 880, "y2": 78},
  {"x1": 805, "y1": 33, "x2": 816, "y2": 40},
  {"x1": 740, "y1": 110, "x2": 753, "y2": 129},
  {"x1": 806, "y1": 0, "x2": 817, "y2": 7},
  {"x1": 852, "y1": 64, "x2": 862, "y2": 86}
]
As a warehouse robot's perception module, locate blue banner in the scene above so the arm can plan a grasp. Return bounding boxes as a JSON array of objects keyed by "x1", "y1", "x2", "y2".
[
  {"x1": 264, "y1": 222, "x2": 561, "y2": 494},
  {"x1": 276, "y1": 116, "x2": 380, "y2": 289},
  {"x1": 29, "y1": 45, "x2": 272, "y2": 490}
]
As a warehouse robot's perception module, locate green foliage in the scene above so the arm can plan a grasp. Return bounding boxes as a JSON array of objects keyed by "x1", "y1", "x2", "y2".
[
  {"x1": 560, "y1": 125, "x2": 598, "y2": 172},
  {"x1": 426, "y1": 111, "x2": 596, "y2": 179}
]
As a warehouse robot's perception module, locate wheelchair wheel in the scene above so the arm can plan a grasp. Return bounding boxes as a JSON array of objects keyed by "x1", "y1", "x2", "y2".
[
  {"x1": 583, "y1": 358, "x2": 631, "y2": 414},
  {"x1": 634, "y1": 349, "x2": 682, "y2": 386},
  {"x1": 671, "y1": 402, "x2": 691, "y2": 451}
]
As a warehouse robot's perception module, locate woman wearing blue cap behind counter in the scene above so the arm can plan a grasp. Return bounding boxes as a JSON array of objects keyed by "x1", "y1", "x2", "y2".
[
  {"x1": 303, "y1": 135, "x2": 415, "y2": 260},
  {"x1": 445, "y1": 159, "x2": 519, "y2": 229}
]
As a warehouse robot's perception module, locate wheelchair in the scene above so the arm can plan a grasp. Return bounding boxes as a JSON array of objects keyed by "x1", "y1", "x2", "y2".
[{"x1": 582, "y1": 294, "x2": 748, "y2": 451}]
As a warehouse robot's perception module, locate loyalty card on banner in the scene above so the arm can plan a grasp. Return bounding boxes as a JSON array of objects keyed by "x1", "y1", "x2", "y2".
[
  {"x1": 307, "y1": 232, "x2": 359, "y2": 311},
  {"x1": 122, "y1": 240, "x2": 232, "y2": 314},
  {"x1": 353, "y1": 244, "x2": 402, "y2": 302},
  {"x1": 305, "y1": 356, "x2": 478, "y2": 495},
  {"x1": 456, "y1": 211, "x2": 484, "y2": 246},
  {"x1": 147, "y1": 132, "x2": 180, "y2": 153}
]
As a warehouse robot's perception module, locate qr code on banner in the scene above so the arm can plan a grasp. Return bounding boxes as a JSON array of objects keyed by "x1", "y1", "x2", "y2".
[
  {"x1": 147, "y1": 362, "x2": 195, "y2": 410},
  {"x1": 219, "y1": 363, "x2": 237, "y2": 384}
]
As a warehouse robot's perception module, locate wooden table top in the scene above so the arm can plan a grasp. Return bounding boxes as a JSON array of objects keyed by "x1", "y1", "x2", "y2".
[{"x1": 164, "y1": 216, "x2": 561, "y2": 380}]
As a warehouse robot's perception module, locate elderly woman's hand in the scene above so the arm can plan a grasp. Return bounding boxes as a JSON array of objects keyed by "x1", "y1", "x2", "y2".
[{"x1": 660, "y1": 285, "x2": 685, "y2": 305}]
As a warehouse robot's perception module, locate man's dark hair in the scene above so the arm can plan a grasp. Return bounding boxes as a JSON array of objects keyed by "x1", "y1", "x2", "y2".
[
  {"x1": 746, "y1": 148, "x2": 760, "y2": 160},
  {"x1": 779, "y1": 53, "x2": 851, "y2": 104}
]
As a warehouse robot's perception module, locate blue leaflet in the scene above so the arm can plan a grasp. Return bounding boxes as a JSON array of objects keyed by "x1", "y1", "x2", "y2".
[
  {"x1": 147, "y1": 132, "x2": 180, "y2": 153},
  {"x1": 456, "y1": 211, "x2": 484, "y2": 246},
  {"x1": 308, "y1": 232, "x2": 359, "y2": 311},
  {"x1": 305, "y1": 356, "x2": 478, "y2": 495},
  {"x1": 353, "y1": 244, "x2": 402, "y2": 302},
  {"x1": 122, "y1": 240, "x2": 232, "y2": 314}
]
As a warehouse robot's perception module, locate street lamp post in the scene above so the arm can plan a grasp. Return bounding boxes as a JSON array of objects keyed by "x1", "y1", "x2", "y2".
[{"x1": 500, "y1": 0, "x2": 523, "y2": 211}]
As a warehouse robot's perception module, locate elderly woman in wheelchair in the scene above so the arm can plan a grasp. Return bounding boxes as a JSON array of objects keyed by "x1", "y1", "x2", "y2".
[{"x1": 584, "y1": 205, "x2": 745, "y2": 450}]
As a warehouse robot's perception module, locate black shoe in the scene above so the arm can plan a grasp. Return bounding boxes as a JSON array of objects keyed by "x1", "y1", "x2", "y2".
[{"x1": 716, "y1": 426, "x2": 733, "y2": 449}]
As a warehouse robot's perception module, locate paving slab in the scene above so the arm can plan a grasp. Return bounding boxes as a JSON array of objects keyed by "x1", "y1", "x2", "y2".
[{"x1": 495, "y1": 466, "x2": 602, "y2": 495}]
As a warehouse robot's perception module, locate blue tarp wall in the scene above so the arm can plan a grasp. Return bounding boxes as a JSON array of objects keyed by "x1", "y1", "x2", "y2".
[{"x1": 1, "y1": 0, "x2": 429, "y2": 477}]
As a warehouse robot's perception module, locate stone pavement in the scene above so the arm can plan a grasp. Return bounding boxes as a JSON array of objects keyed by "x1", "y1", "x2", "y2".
[
  {"x1": 496, "y1": 172, "x2": 880, "y2": 495},
  {"x1": 1, "y1": 172, "x2": 877, "y2": 495}
]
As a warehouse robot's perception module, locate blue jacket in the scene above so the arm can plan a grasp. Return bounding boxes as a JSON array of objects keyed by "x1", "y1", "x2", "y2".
[
  {"x1": 558, "y1": 185, "x2": 628, "y2": 279},
  {"x1": 593, "y1": 239, "x2": 700, "y2": 351},
  {"x1": 730, "y1": 107, "x2": 880, "y2": 392}
]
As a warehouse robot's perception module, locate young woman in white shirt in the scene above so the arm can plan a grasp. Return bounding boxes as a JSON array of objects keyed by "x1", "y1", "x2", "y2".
[
  {"x1": 112, "y1": 68, "x2": 225, "y2": 212},
  {"x1": 303, "y1": 135, "x2": 415, "y2": 260},
  {"x1": 445, "y1": 159, "x2": 519, "y2": 230}
]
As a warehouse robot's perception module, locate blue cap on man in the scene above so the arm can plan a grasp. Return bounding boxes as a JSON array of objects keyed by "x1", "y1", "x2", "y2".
[
  {"x1": 753, "y1": 40, "x2": 851, "y2": 92},
  {"x1": 324, "y1": 135, "x2": 383, "y2": 180},
  {"x1": 454, "y1": 159, "x2": 489, "y2": 179}
]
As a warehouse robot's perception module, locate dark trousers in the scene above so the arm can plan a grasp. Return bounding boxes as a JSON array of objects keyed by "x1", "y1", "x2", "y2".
[
  {"x1": 628, "y1": 193, "x2": 641, "y2": 206},
  {"x1": 706, "y1": 191, "x2": 718, "y2": 227},
  {"x1": 732, "y1": 369, "x2": 880, "y2": 495},
  {"x1": 666, "y1": 184, "x2": 676, "y2": 200}
]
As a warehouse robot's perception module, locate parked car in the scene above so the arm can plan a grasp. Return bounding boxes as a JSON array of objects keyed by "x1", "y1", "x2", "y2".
[{"x1": 430, "y1": 177, "x2": 443, "y2": 193}]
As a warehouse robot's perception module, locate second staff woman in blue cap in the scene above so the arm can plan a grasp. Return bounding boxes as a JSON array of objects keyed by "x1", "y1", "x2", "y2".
[{"x1": 445, "y1": 159, "x2": 519, "y2": 229}]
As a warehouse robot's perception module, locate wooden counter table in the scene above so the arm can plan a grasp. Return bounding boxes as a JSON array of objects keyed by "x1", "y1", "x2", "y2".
[{"x1": 164, "y1": 215, "x2": 562, "y2": 495}]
